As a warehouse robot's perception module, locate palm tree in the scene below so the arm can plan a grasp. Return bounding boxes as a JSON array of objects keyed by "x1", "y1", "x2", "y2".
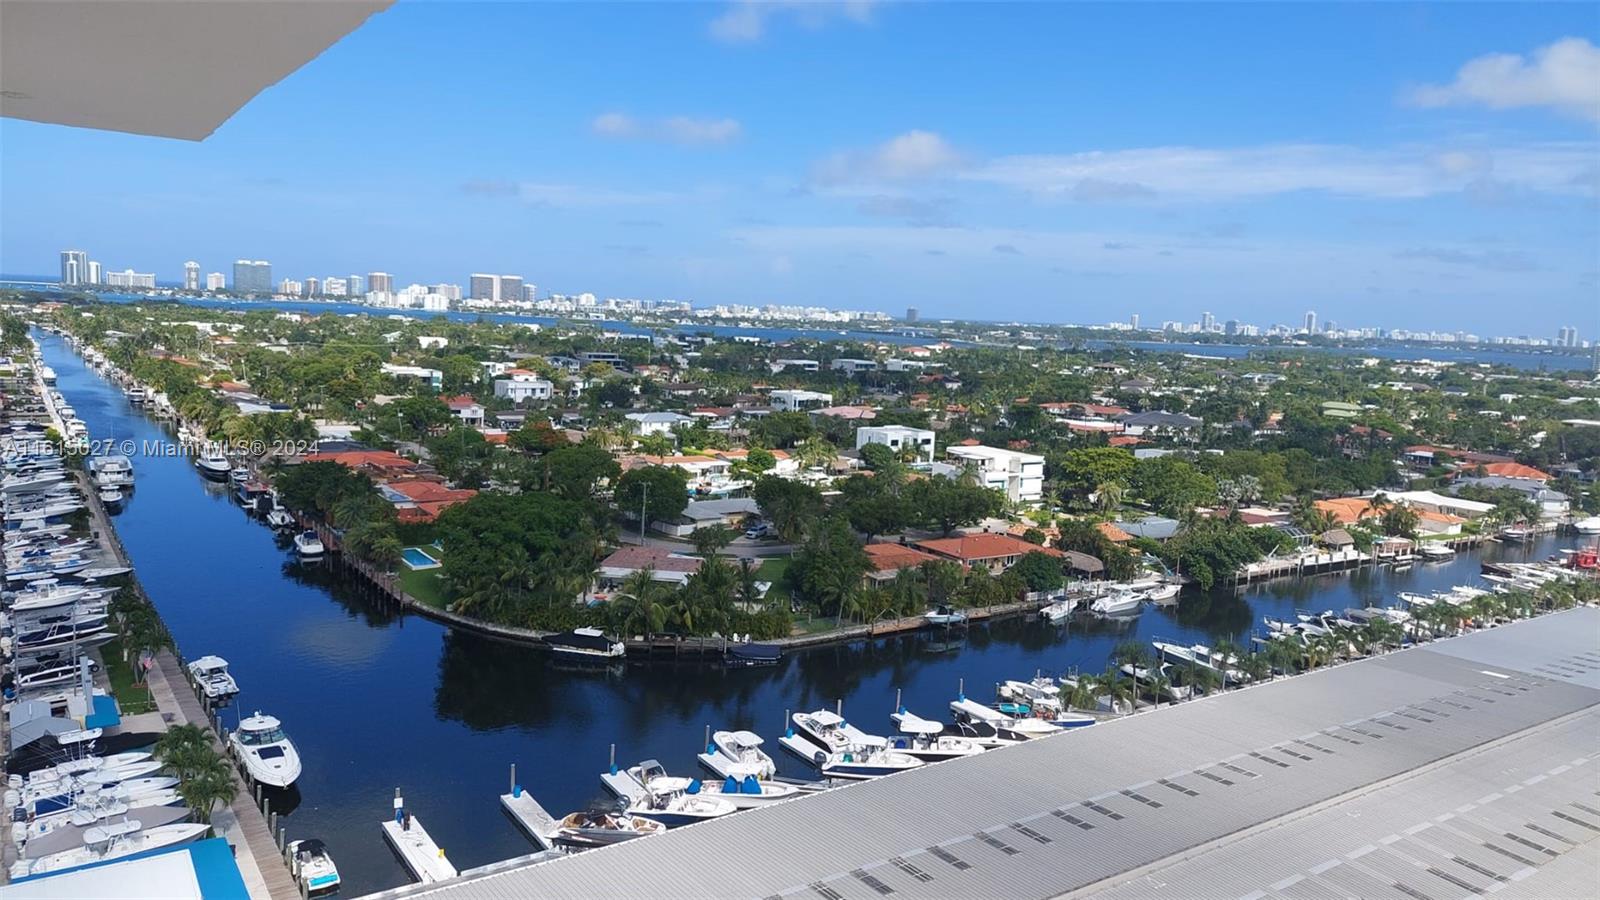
[
  {"x1": 1146, "y1": 671, "x2": 1172, "y2": 708},
  {"x1": 1237, "y1": 651, "x2": 1272, "y2": 684},
  {"x1": 1097, "y1": 667, "x2": 1134, "y2": 716},
  {"x1": 1094, "y1": 481, "x2": 1124, "y2": 517},
  {"x1": 1111, "y1": 641, "x2": 1150, "y2": 711},
  {"x1": 1211, "y1": 639, "x2": 1244, "y2": 688},
  {"x1": 1264, "y1": 639, "x2": 1300, "y2": 679},
  {"x1": 177, "y1": 758, "x2": 236, "y2": 825},
  {"x1": 614, "y1": 569, "x2": 668, "y2": 638}
]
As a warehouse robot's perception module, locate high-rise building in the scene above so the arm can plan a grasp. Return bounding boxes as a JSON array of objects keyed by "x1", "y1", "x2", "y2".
[
  {"x1": 522, "y1": 284, "x2": 537, "y2": 303},
  {"x1": 278, "y1": 279, "x2": 302, "y2": 296},
  {"x1": 906, "y1": 307, "x2": 919, "y2": 323},
  {"x1": 1557, "y1": 325, "x2": 1578, "y2": 348},
  {"x1": 232, "y1": 260, "x2": 272, "y2": 293},
  {"x1": 367, "y1": 272, "x2": 393, "y2": 294},
  {"x1": 184, "y1": 261, "x2": 200, "y2": 291},
  {"x1": 305, "y1": 277, "x2": 320, "y2": 297},
  {"x1": 346, "y1": 275, "x2": 363, "y2": 296},
  {"x1": 1224, "y1": 319, "x2": 1239, "y2": 336},
  {"x1": 205, "y1": 272, "x2": 226, "y2": 291},
  {"x1": 87, "y1": 261, "x2": 103, "y2": 284},
  {"x1": 1130, "y1": 314, "x2": 1140, "y2": 330},
  {"x1": 105, "y1": 269, "x2": 156, "y2": 289},
  {"x1": 469, "y1": 274, "x2": 497, "y2": 300},
  {"x1": 433, "y1": 283, "x2": 462, "y2": 301},
  {"x1": 1201, "y1": 311, "x2": 1215, "y2": 332},
  {"x1": 499, "y1": 275, "x2": 524, "y2": 304},
  {"x1": 1303, "y1": 310, "x2": 1317, "y2": 333},
  {"x1": 323, "y1": 277, "x2": 348, "y2": 297},
  {"x1": 59, "y1": 249, "x2": 89, "y2": 285}
]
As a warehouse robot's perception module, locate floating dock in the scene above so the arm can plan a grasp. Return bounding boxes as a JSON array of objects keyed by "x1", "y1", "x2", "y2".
[
  {"x1": 381, "y1": 815, "x2": 458, "y2": 884},
  {"x1": 499, "y1": 790, "x2": 558, "y2": 851}
]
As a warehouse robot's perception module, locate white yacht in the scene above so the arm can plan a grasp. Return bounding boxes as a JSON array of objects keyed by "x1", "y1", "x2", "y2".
[
  {"x1": 814, "y1": 739, "x2": 924, "y2": 781},
  {"x1": 288, "y1": 839, "x2": 342, "y2": 896},
  {"x1": 97, "y1": 487, "x2": 124, "y2": 510},
  {"x1": 1574, "y1": 516, "x2": 1600, "y2": 535},
  {"x1": 186, "y1": 655, "x2": 239, "y2": 700},
  {"x1": 266, "y1": 502, "x2": 295, "y2": 530},
  {"x1": 10, "y1": 821, "x2": 209, "y2": 878},
  {"x1": 1418, "y1": 543, "x2": 1456, "y2": 560},
  {"x1": 923, "y1": 605, "x2": 968, "y2": 626},
  {"x1": 1089, "y1": 586, "x2": 1145, "y2": 616},
  {"x1": 194, "y1": 449, "x2": 231, "y2": 480},
  {"x1": 229, "y1": 712, "x2": 302, "y2": 788},
  {"x1": 293, "y1": 530, "x2": 325, "y2": 559},
  {"x1": 888, "y1": 713, "x2": 985, "y2": 763},
  {"x1": 88, "y1": 454, "x2": 134, "y2": 489},
  {"x1": 1038, "y1": 597, "x2": 1076, "y2": 622},
  {"x1": 1145, "y1": 582, "x2": 1182, "y2": 604},
  {"x1": 548, "y1": 810, "x2": 663, "y2": 850},
  {"x1": 697, "y1": 729, "x2": 777, "y2": 780},
  {"x1": 611, "y1": 759, "x2": 800, "y2": 810}
]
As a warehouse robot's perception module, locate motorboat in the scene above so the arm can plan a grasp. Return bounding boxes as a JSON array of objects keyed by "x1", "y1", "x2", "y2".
[
  {"x1": 229, "y1": 467, "x2": 251, "y2": 485},
  {"x1": 1574, "y1": 516, "x2": 1600, "y2": 536},
  {"x1": 697, "y1": 729, "x2": 777, "y2": 780},
  {"x1": 541, "y1": 627, "x2": 625, "y2": 660},
  {"x1": 814, "y1": 740, "x2": 924, "y2": 781},
  {"x1": 293, "y1": 530, "x2": 325, "y2": 559},
  {"x1": 1038, "y1": 597, "x2": 1076, "y2": 622},
  {"x1": 1089, "y1": 586, "x2": 1145, "y2": 617},
  {"x1": 1119, "y1": 661, "x2": 1193, "y2": 704},
  {"x1": 611, "y1": 759, "x2": 800, "y2": 810},
  {"x1": 194, "y1": 449, "x2": 231, "y2": 480},
  {"x1": 266, "y1": 503, "x2": 295, "y2": 530},
  {"x1": 10, "y1": 821, "x2": 210, "y2": 878},
  {"x1": 784, "y1": 708, "x2": 883, "y2": 757},
  {"x1": 23, "y1": 751, "x2": 156, "y2": 785},
  {"x1": 548, "y1": 808, "x2": 663, "y2": 850},
  {"x1": 98, "y1": 487, "x2": 124, "y2": 510},
  {"x1": 288, "y1": 839, "x2": 342, "y2": 896},
  {"x1": 725, "y1": 642, "x2": 781, "y2": 667},
  {"x1": 88, "y1": 454, "x2": 134, "y2": 489},
  {"x1": 627, "y1": 775, "x2": 736, "y2": 827},
  {"x1": 888, "y1": 713, "x2": 985, "y2": 763},
  {"x1": 998, "y1": 676, "x2": 1065, "y2": 715},
  {"x1": 1145, "y1": 582, "x2": 1181, "y2": 605},
  {"x1": 186, "y1": 655, "x2": 239, "y2": 700},
  {"x1": 1418, "y1": 543, "x2": 1456, "y2": 560},
  {"x1": 1498, "y1": 525, "x2": 1534, "y2": 543},
  {"x1": 229, "y1": 712, "x2": 302, "y2": 788},
  {"x1": 13, "y1": 778, "x2": 181, "y2": 817},
  {"x1": 949, "y1": 697, "x2": 1062, "y2": 746},
  {"x1": 923, "y1": 605, "x2": 967, "y2": 626},
  {"x1": 15, "y1": 804, "x2": 191, "y2": 860}
]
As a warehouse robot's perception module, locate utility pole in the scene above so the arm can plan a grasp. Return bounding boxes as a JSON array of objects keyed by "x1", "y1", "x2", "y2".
[{"x1": 640, "y1": 480, "x2": 649, "y2": 544}]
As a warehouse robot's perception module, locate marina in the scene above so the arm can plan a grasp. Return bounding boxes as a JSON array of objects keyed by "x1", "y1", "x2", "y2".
[{"x1": 7, "y1": 329, "x2": 1594, "y2": 895}]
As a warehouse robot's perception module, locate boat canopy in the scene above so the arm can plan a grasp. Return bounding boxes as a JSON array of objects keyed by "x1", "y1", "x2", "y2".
[
  {"x1": 726, "y1": 730, "x2": 763, "y2": 747},
  {"x1": 543, "y1": 629, "x2": 618, "y2": 652},
  {"x1": 296, "y1": 838, "x2": 329, "y2": 856},
  {"x1": 806, "y1": 709, "x2": 845, "y2": 727},
  {"x1": 951, "y1": 697, "x2": 1009, "y2": 723}
]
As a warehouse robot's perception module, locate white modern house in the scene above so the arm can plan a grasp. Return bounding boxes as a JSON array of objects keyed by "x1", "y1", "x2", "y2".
[
  {"x1": 855, "y1": 424, "x2": 936, "y2": 465},
  {"x1": 770, "y1": 358, "x2": 819, "y2": 373},
  {"x1": 380, "y1": 363, "x2": 442, "y2": 390},
  {"x1": 493, "y1": 372, "x2": 555, "y2": 403},
  {"x1": 770, "y1": 389, "x2": 833, "y2": 412},
  {"x1": 831, "y1": 358, "x2": 879, "y2": 375},
  {"x1": 940, "y1": 444, "x2": 1046, "y2": 504},
  {"x1": 625, "y1": 411, "x2": 694, "y2": 436}
]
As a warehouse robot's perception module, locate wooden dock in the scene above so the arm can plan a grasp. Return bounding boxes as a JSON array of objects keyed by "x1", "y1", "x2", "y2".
[
  {"x1": 500, "y1": 790, "x2": 559, "y2": 851},
  {"x1": 382, "y1": 815, "x2": 458, "y2": 884}
]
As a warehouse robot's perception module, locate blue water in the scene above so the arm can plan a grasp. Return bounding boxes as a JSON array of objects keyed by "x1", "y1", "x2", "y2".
[
  {"x1": 33, "y1": 331, "x2": 1577, "y2": 894},
  {"x1": 400, "y1": 547, "x2": 438, "y2": 569}
]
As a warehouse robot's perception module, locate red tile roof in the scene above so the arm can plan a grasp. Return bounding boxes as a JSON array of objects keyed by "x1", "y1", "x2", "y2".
[
  {"x1": 599, "y1": 546, "x2": 703, "y2": 574},
  {"x1": 1096, "y1": 521, "x2": 1134, "y2": 543},
  {"x1": 914, "y1": 533, "x2": 1061, "y2": 562},
  {"x1": 1478, "y1": 462, "x2": 1550, "y2": 481},
  {"x1": 863, "y1": 543, "x2": 943, "y2": 573}
]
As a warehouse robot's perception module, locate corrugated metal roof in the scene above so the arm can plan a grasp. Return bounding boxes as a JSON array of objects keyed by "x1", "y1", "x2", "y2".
[{"x1": 357, "y1": 608, "x2": 1600, "y2": 900}]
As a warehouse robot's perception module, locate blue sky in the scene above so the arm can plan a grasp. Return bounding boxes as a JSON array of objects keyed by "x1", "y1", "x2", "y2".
[{"x1": 3, "y1": 1, "x2": 1597, "y2": 335}]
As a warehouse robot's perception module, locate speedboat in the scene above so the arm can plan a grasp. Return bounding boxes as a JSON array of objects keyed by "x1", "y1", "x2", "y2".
[
  {"x1": 815, "y1": 739, "x2": 924, "y2": 781},
  {"x1": 266, "y1": 503, "x2": 294, "y2": 529},
  {"x1": 9, "y1": 821, "x2": 210, "y2": 878},
  {"x1": 612, "y1": 759, "x2": 800, "y2": 810},
  {"x1": 949, "y1": 697, "x2": 1062, "y2": 746},
  {"x1": 288, "y1": 839, "x2": 342, "y2": 896},
  {"x1": 1038, "y1": 597, "x2": 1076, "y2": 622},
  {"x1": 1419, "y1": 543, "x2": 1456, "y2": 560},
  {"x1": 923, "y1": 605, "x2": 967, "y2": 626},
  {"x1": 1145, "y1": 582, "x2": 1181, "y2": 604},
  {"x1": 229, "y1": 466, "x2": 251, "y2": 484},
  {"x1": 1574, "y1": 516, "x2": 1600, "y2": 535},
  {"x1": 998, "y1": 677, "x2": 1064, "y2": 715},
  {"x1": 1089, "y1": 586, "x2": 1145, "y2": 616},
  {"x1": 784, "y1": 708, "x2": 883, "y2": 757},
  {"x1": 888, "y1": 713, "x2": 985, "y2": 763},
  {"x1": 229, "y1": 712, "x2": 302, "y2": 788},
  {"x1": 97, "y1": 487, "x2": 124, "y2": 510},
  {"x1": 194, "y1": 449, "x2": 231, "y2": 480},
  {"x1": 548, "y1": 808, "x2": 663, "y2": 850},
  {"x1": 627, "y1": 776, "x2": 737, "y2": 827},
  {"x1": 186, "y1": 655, "x2": 239, "y2": 700},
  {"x1": 697, "y1": 729, "x2": 777, "y2": 780},
  {"x1": 1498, "y1": 525, "x2": 1534, "y2": 543},
  {"x1": 293, "y1": 530, "x2": 325, "y2": 559},
  {"x1": 542, "y1": 627, "x2": 625, "y2": 660}
]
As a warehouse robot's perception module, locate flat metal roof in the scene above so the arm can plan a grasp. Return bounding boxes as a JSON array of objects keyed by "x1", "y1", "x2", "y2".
[{"x1": 360, "y1": 608, "x2": 1600, "y2": 900}]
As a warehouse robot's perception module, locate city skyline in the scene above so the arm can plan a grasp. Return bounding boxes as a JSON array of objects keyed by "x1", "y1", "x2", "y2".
[{"x1": 6, "y1": 4, "x2": 1596, "y2": 333}]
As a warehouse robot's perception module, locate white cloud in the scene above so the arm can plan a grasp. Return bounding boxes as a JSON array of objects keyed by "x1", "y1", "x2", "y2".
[
  {"x1": 1406, "y1": 37, "x2": 1600, "y2": 123},
  {"x1": 466, "y1": 181, "x2": 687, "y2": 208},
  {"x1": 814, "y1": 130, "x2": 964, "y2": 184},
  {"x1": 966, "y1": 143, "x2": 1598, "y2": 201},
  {"x1": 590, "y1": 112, "x2": 742, "y2": 145},
  {"x1": 709, "y1": 0, "x2": 877, "y2": 43}
]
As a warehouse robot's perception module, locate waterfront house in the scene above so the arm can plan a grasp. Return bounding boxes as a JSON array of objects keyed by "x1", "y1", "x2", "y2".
[
  {"x1": 655, "y1": 497, "x2": 761, "y2": 537},
  {"x1": 1453, "y1": 476, "x2": 1569, "y2": 519},
  {"x1": 1097, "y1": 521, "x2": 1135, "y2": 544},
  {"x1": 592, "y1": 546, "x2": 703, "y2": 600},
  {"x1": 1112, "y1": 516, "x2": 1182, "y2": 542},
  {"x1": 914, "y1": 533, "x2": 1061, "y2": 575},
  {"x1": 381, "y1": 479, "x2": 478, "y2": 522},
  {"x1": 1387, "y1": 490, "x2": 1495, "y2": 520},
  {"x1": 302, "y1": 449, "x2": 420, "y2": 480},
  {"x1": 863, "y1": 542, "x2": 944, "y2": 585}
]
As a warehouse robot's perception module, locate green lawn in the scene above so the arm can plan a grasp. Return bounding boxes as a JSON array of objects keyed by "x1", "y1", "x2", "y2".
[
  {"x1": 98, "y1": 637, "x2": 158, "y2": 715},
  {"x1": 398, "y1": 563, "x2": 451, "y2": 610},
  {"x1": 756, "y1": 557, "x2": 792, "y2": 605}
]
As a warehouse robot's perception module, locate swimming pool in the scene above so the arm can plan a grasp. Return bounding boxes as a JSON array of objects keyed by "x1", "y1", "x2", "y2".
[{"x1": 401, "y1": 546, "x2": 441, "y2": 570}]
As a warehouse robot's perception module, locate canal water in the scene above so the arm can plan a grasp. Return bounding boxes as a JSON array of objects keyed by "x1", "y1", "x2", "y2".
[{"x1": 35, "y1": 332, "x2": 1576, "y2": 895}]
